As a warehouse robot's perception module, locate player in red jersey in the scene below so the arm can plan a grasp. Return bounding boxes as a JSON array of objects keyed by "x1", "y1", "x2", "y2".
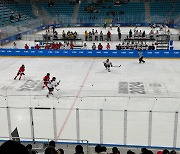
[
  {"x1": 42, "y1": 73, "x2": 50, "y2": 89},
  {"x1": 14, "y1": 64, "x2": 25, "y2": 80}
]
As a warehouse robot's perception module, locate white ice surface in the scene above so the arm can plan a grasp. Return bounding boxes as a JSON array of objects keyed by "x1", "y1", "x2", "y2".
[{"x1": 0, "y1": 57, "x2": 180, "y2": 147}]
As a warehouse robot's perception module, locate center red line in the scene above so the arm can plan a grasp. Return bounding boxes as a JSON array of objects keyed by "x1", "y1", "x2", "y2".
[{"x1": 57, "y1": 59, "x2": 95, "y2": 139}]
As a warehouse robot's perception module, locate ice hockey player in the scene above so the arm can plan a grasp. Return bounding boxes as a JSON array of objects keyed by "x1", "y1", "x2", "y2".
[
  {"x1": 138, "y1": 49, "x2": 145, "y2": 63},
  {"x1": 103, "y1": 59, "x2": 113, "y2": 72},
  {"x1": 14, "y1": 64, "x2": 25, "y2": 80},
  {"x1": 42, "y1": 73, "x2": 50, "y2": 89},
  {"x1": 46, "y1": 77, "x2": 60, "y2": 97}
]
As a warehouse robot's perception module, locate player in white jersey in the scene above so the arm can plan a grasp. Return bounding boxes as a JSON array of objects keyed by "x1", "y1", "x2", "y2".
[
  {"x1": 103, "y1": 59, "x2": 113, "y2": 72},
  {"x1": 47, "y1": 77, "x2": 60, "y2": 97}
]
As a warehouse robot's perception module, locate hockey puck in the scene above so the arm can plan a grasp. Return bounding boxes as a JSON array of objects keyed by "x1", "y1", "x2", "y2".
[{"x1": 92, "y1": 85, "x2": 93, "y2": 86}]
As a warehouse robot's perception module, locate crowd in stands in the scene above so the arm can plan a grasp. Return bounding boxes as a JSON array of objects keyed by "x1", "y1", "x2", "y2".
[
  {"x1": 84, "y1": 29, "x2": 112, "y2": 41},
  {"x1": 43, "y1": 27, "x2": 78, "y2": 41},
  {"x1": 23, "y1": 25, "x2": 171, "y2": 51},
  {"x1": 127, "y1": 25, "x2": 170, "y2": 40},
  {"x1": 0, "y1": 139, "x2": 178, "y2": 154},
  {"x1": 9, "y1": 13, "x2": 21, "y2": 23},
  {"x1": 84, "y1": 5, "x2": 100, "y2": 13}
]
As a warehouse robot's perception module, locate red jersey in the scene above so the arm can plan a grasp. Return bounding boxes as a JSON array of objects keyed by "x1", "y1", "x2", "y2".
[
  {"x1": 24, "y1": 45, "x2": 29, "y2": 50},
  {"x1": 70, "y1": 43, "x2": 74, "y2": 49},
  {"x1": 19, "y1": 66, "x2": 25, "y2": 73},
  {"x1": 98, "y1": 44, "x2": 103, "y2": 50},
  {"x1": 106, "y1": 44, "x2": 110, "y2": 50},
  {"x1": 107, "y1": 31, "x2": 111, "y2": 37},
  {"x1": 43, "y1": 75, "x2": 50, "y2": 82}
]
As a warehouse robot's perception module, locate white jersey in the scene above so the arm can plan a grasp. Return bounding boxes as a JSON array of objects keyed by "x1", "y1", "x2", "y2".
[
  {"x1": 47, "y1": 80, "x2": 58, "y2": 88},
  {"x1": 103, "y1": 60, "x2": 112, "y2": 66}
]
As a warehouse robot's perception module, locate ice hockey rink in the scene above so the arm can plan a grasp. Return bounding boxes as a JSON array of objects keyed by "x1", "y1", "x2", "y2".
[
  {"x1": 0, "y1": 56, "x2": 180, "y2": 147},
  {"x1": 0, "y1": 26, "x2": 180, "y2": 148}
]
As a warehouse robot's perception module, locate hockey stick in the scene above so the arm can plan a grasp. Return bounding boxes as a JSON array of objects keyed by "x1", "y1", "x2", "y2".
[
  {"x1": 55, "y1": 80, "x2": 61, "y2": 91},
  {"x1": 112, "y1": 65, "x2": 121, "y2": 67}
]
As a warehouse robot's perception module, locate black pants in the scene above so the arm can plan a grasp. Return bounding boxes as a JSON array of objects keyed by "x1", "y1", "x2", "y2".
[
  {"x1": 139, "y1": 56, "x2": 145, "y2": 63},
  {"x1": 104, "y1": 64, "x2": 110, "y2": 68}
]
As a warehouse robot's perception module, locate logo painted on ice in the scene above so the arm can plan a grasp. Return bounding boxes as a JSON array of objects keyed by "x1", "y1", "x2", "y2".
[
  {"x1": 119, "y1": 82, "x2": 146, "y2": 94},
  {"x1": 18, "y1": 80, "x2": 43, "y2": 91},
  {"x1": 119, "y1": 82, "x2": 167, "y2": 95}
]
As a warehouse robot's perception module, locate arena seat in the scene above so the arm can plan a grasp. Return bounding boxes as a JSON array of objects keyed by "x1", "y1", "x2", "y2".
[
  {"x1": 77, "y1": 2, "x2": 145, "y2": 24},
  {"x1": 0, "y1": 4, "x2": 35, "y2": 27},
  {"x1": 150, "y1": 1, "x2": 174, "y2": 23}
]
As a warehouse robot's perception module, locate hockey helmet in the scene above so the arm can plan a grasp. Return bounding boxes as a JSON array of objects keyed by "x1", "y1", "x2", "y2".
[
  {"x1": 47, "y1": 73, "x2": 50, "y2": 76},
  {"x1": 22, "y1": 64, "x2": 25, "y2": 67},
  {"x1": 52, "y1": 77, "x2": 56, "y2": 80}
]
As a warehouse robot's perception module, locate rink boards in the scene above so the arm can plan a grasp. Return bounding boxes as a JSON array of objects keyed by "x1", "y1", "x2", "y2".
[{"x1": 0, "y1": 49, "x2": 180, "y2": 58}]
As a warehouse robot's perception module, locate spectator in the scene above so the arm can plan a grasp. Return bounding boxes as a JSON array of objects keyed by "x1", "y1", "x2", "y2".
[
  {"x1": 141, "y1": 148, "x2": 153, "y2": 154},
  {"x1": 103, "y1": 22, "x2": 107, "y2": 29},
  {"x1": 111, "y1": 147, "x2": 120, "y2": 154},
  {"x1": 107, "y1": 31, "x2": 111, "y2": 41},
  {"x1": 117, "y1": 26, "x2": 120, "y2": 33},
  {"x1": 149, "y1": 30, "x2": 154, "y2": 40},
  {"x1": 170, "y1": 150, "x2": 176, "y2": 154},
  {"x1": 157, "y1": 151, "x2": 163, "y2": 154},
  {"x1": 0, "y1": 140, "x2": 29, "y2": 154},
  {"x1": 10, "y1": 15, "x2": 14, "y2": 22},
  {"x1": 45, "y1": 146, "x2": 56, "y2": 154},
  {"x1": 92, "y1": 43, "x2": 96, "y2": 50},
  {"x1": 95, "y1": 30, "x2": 98, "y2": 41},
  {"x1": 163, "y1": 149, "x2": 169, "y2": 154},
  {"x1": 138, "y1": 30, "x2": 142, "y2": 38},
  {"x1": 92, "y1": 29, "x2": 95, "y2": 35},
  {"x1": 82, "y1": 43, "x2": 87, "y2": 50},
  {"x1": 98, "y1": 43, "x2": 103, "y2": 50},
  {"x1": 45, "y1": 44, "x2": 50, "y2": 49},
  {"x1": 70, "y1": 42, "x2": 74, "y2": 49},
  {"x1": 89, "y1": 31, "x2": 92, "y2": 41},
  {"x1": 75, "y1": 145, "x2": 84, "y2": 154},
  {"x1": 118, "y1": 31, "x2": 121, "y2": 40},
  {"x1": 127, "y1": 150, "x2": 135, "y2": 154},
  {"x1": 74, "y1": 31, "x2": 78, "y2": 39},
  {"x1": 116, "y1": 43, "x2": 121, "y2": 50},
  {"x1": 35, "y1": 44, "x2": 40, "y2": 49},
  {"x1": 62, "y1": 30, "x2": 66, "y2": 39},
  {"x1": 101, "y1": 146, "x2": 107, "y2": 154},
  {"x1": 48, "y1": 140, "x2": 56, "y2": 148},
  {"x1": 106, "y1": 43, "x2": 110, "y2": 50},
  {"x1": 85, "y1": 30, "x2": 88, "y2": 41},
  {"x1": 57, "y1": 148, "x2": 64, "y2": 154},
  {"x1": 100, "y1": 31, "x2": 103, "y2": 41},
  {"x1": 129, "y1": 29, "x2": 132, "y2": 38},
  {"x1": 26, "y1": 144, "x2": 33, "y2": 154},
  {"x1": 24, "y1": 44, "x2": 29, "y2": 50},
  {"x1": 13, "y1": 42, "x2": 17, "y2": 49},
  {"x1": 95, "y1": 144, "x2": 102, "y2": 153},
  {"x1": 142, "y1": 31, "x2": 146, "y2": 38}
]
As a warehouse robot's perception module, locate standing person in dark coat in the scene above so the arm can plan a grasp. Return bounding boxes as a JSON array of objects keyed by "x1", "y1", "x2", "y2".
[{"x1": 138, "y1": 48, "x2": 145, "y2": 63}]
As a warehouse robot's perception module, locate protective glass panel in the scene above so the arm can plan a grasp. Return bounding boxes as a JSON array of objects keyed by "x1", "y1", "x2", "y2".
[
  {"x1": 151, "y1": 112, "x2": 174, "y2": 147},
  {"x1": 127, "y1": 111, "x2": 149, "y2": 145},
  {"x1": 56, "y1": 108, "x2": 76, "y2": 141},
  {"x1": 10, "y1": 108, "x2": 31, "y2": 140},
  {"x1": 79, "y1": 109, "x2": 100, "y2": 143},
  {"x1": 33, "y1": 108, "x2": 53, "y2": 140},
  {"x1": 103, "y1": 110, "x2": 124, "y2": 144}
]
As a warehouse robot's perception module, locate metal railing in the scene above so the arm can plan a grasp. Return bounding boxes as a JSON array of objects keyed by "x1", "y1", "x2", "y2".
[{"x1": 0, "y1": 90, "x2": 180, "y2": 148}]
